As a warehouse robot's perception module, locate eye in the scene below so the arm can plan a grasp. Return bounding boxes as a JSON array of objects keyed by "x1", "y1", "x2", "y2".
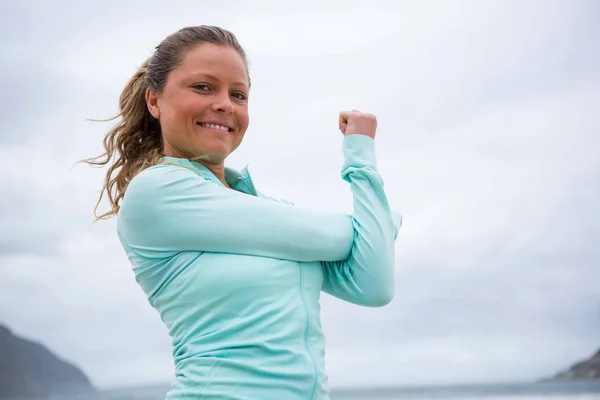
[
  {"x1": 192, "y1": 83, "x2": 211, "y2": 91},
  {"x1": 232, "y1": 92, "x2": 248, "y2": 101}
]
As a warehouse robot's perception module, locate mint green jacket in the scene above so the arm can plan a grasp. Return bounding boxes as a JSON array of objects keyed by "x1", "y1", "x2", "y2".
[{"x1": 117, "y1": 134, "x2": 402, "y2": 399}]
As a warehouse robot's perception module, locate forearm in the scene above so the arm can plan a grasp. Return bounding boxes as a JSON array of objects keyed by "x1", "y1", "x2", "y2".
[{"x1": 321, "y1": 134, "x2": 402, "y2": 307}]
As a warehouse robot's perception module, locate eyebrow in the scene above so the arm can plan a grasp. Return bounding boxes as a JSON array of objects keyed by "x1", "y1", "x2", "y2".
[{"x1": 192, "y1": 73, "x2": 248, "y2": 88}]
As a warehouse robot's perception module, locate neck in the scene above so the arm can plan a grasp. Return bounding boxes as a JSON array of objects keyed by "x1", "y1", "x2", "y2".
[{"x1": 197, "y1": 161, "x2": 229, "y2": 188}]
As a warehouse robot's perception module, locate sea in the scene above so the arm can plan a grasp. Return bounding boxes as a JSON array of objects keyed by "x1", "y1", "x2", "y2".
[{"x1": 29, "y1": 380, "x2": 600, "y2": 400}]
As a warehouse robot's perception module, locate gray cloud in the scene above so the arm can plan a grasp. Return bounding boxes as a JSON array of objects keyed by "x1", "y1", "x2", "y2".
[{"x1": 0, "y1": 0, "x2": 598, "y2": 390}]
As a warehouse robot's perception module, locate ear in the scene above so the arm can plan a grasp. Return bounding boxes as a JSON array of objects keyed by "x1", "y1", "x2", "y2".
[{"x1": 145, "y1": 88, "x2": 160, "y2": 119}]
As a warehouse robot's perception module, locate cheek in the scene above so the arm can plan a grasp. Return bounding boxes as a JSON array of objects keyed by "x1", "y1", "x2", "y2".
[
  {"x1": 238, "y1": 109, "x2": 250, "y2": 130},
  {"x1": 163, "y1": 95, "x2": 196, "y2": 119}
]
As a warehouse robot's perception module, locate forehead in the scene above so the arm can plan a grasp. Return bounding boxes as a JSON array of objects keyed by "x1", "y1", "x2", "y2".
[{"x1": 172, "y1": 43, "x2": 248, "y2": 85}]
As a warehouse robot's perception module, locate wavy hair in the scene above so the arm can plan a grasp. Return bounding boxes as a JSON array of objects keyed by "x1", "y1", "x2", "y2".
[{"x1": 83, "y1": 25, "x2": 249, "y2": 220}]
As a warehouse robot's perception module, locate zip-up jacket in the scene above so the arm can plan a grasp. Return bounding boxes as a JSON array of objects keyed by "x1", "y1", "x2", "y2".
[{"x1": 117, "y1": 134, "x2": 402, "y2": 399}]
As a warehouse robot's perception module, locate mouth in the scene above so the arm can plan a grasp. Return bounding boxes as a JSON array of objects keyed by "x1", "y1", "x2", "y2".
[{"x1": 196, "y1": 122, "x2": 233, "y2": 133}]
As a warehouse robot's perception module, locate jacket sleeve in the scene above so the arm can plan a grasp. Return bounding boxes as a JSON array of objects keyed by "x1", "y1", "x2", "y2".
[
  {"x1": 117, "y1": 160, "x2": 357, "y2": 262},
  {"x1": 321, "y1": 134, "x2": 402, "y2": 307}
]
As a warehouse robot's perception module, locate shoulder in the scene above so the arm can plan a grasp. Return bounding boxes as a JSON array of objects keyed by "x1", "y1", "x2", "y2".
[
  {"x1": 126, "y1": 164, "x2": 204, "y2": 195},
  {"x1": 131, "y1": 164, "x2": 203, "y2": 186},
  {"x1": 118, "y1": 164, "x2": 210, "y2": 235},
  {"x1": 120, "y1": 164, "x2": 208, "y2": 212}
]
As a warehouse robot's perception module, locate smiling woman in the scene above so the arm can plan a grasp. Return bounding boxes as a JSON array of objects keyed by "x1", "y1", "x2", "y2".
[
  {"x1": 145, "y1": 43, "x2": 250, "y2": 174},
  {"x1": 83, "y1": 25, "x2": 402, "y2": 400}
]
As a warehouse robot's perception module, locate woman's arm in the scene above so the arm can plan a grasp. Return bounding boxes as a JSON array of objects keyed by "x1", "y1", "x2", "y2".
[
  {"x1": 319, "y1": 110, "x2": 402, "y2": 307},
  {"x1": 117, "y1": 112, "x2": 402, "y2": 297},
  {"x1": 117, "y1": 160, "x2": 357, "y2": 262},
  {"x1": 320, "y1": 133, "x2": 401, "y2": 307}
]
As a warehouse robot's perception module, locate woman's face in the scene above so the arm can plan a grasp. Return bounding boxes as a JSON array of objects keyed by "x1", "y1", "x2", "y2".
[{"x1": 146, "y1": 43, "x2": 250, "y2": 165}]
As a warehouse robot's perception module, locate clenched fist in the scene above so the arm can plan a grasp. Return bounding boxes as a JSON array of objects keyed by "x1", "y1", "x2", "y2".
[{"x1": 338, "y1": 110, "x2": 377, "y2": 139}]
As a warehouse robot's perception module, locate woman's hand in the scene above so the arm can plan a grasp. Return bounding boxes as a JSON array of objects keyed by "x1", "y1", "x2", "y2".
[{"x1": 338, "y1": 110, "x2": 377, "y2": 139}]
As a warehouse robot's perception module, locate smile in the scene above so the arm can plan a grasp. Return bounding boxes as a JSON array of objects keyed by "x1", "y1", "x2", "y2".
[{"x1": 197, "y1": 122, "x2": 232, "y2": 132}]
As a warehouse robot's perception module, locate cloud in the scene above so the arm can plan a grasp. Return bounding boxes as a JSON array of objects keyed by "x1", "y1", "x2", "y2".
[{"x1": 0, "y1": 0, "x2": 598, "y2": 390}]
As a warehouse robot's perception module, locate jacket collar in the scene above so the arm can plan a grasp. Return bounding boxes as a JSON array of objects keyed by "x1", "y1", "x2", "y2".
[{"x1": 159, "y1": 156, "x2": 258, "y2": 196}]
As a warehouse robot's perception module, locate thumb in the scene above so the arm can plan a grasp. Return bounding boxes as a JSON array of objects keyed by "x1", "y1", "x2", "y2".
[{"x1": 339, "y1": 111, "x2": 350, "y2": 125}]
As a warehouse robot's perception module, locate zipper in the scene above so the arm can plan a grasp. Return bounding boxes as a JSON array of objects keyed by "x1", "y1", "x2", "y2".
[{"x1": 298, "y1": 262, "x2": 318, "y2": 399}]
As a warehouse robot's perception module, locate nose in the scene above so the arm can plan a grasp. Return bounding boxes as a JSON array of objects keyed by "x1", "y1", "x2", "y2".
[{"x1": 213, "y1": 90, "x2": 235, "y2": 114}]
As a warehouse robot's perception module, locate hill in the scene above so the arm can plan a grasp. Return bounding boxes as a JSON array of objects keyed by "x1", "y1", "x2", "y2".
[
  {"x1": 547, "y1": 348, "x2": 600, "y2": 380},
  {"x1": 0, "y1": 324, "x2": 95, "y2": 399}
]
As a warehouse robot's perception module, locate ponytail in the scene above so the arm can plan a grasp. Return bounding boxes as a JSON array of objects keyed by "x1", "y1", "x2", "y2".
[{"x1": 83, "y1": 57, "x2": 163, "y2": 220}]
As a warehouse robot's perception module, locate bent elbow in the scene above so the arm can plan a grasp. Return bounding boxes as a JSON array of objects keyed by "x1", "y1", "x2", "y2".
[
  {"x1": 366, "y1": 259, "x2": 396, "y2": 307},
  {"x1": 362, "y1": 284, "x2": 395, "y2": 307},
  {"x1": 368, "y1": 290, "x2": 395, "y2": 307}
]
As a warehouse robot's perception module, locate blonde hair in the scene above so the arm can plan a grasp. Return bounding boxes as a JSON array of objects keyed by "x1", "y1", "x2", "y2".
[{"x1": 83, "y1": 25, "x2": 250, "y2": 220}]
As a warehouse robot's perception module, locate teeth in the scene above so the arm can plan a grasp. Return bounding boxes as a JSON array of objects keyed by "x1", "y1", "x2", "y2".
[{"x1": 200, "y1": 123, "x2": 229, "y2": 131}]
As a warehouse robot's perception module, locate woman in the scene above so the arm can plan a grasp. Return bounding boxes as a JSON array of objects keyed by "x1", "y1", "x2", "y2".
[{"x1": 86, "y1": 25, "x2": 402, "y2": 400}]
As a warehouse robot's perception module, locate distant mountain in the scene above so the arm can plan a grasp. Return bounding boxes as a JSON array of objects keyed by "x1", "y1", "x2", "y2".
[
  {"x1": 0, "y1": 324, "x2": 95, "y2": 399},
  {"x1": 547, "y1": 348, "x2": 600, "y2": 380}
]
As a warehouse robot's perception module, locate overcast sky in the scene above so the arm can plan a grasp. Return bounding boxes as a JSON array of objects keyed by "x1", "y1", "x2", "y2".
[{"x1": 1, "y1": 0, "x2": 598, "y2": 391}]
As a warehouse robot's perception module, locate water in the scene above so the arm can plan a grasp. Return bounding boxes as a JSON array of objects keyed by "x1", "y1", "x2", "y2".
[
  {"x1": 329, "y1": 381, "x2": 600, "y2": 399},
  {"x1": 35, "y1": 380, "x2": 600, "y2": 400}
]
